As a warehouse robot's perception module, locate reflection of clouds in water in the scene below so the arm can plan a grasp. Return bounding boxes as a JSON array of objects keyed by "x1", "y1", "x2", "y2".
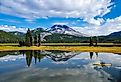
[
  {"x1": 52, "y1": 61, "x2": 68, "y2": 64},
  {"x1": 0, "y1": 55, "x2": 24, "y2": 62},
  {"x1": 0, "y1": 67, "x2": 111, "y2": 82},
  {"x1": 98, "y1": 53, "x2": 121, "y2": 66},
  {"x1": 71, "y1": 52, "x2": 97, "y2": 60},
  {"x1": 72, "y1": 52, "x2": 121, "y2": 67},
  {"x1": 0, "y1": 51, "x2": 121, "y2": 82}
]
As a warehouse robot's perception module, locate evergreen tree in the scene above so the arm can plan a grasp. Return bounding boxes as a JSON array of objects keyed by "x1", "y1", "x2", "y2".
[
  {"x1": 30, "y1": 35, "x2": 33, "y2": 46},
  {"x1": 38, "y1": 34, "x2": 41, "y2": 46},
  {"x1": 19, "y1": 41, "x2": 25, "y2": 47},
  {"x1": 22, "y1": 41, "x2": 25, "y2": 46},
  {"x1": 19, "y1": 41, "x2": 23, "y2": 47},
  {"x1": 95, "y1": 36, "x2": 98, "y2": 46},
  {"x1": 89, "y1": 37, "x2": 93, "y2": 46},
  {"x1": 25, "y1": 28, "x2": 33, "y2": 46},
  {"x1": 34, "y1": 34, "x2": 38, "y2": 46}
]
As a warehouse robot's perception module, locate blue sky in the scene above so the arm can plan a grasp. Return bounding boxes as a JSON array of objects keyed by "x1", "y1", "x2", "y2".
[{"x1": 0, "y1": 0, "x2": 121, "y2": 35}]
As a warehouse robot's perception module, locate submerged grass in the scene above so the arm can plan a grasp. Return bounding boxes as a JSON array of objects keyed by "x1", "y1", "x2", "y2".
[{"x1": 0, "y1": 46, "x2": 121, "y2": 54}]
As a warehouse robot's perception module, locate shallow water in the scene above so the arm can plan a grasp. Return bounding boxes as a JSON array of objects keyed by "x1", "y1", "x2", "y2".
[{"x1": 0, "y1": 50, "x2": 121, "y2": 82}]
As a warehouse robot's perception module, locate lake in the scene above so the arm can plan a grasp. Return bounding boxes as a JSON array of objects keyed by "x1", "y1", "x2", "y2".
[{"x1": 0, "y1": 50, "x2": 121, "y2": 82}]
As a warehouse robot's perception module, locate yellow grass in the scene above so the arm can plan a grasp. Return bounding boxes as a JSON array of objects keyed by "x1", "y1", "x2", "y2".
[
  {"x1": 0, "y1": 46, "x2": 121, "y2": 54},
  {"x1": 0, "y1": 43, "x2": 19, "y2": 46},
  {"x1": 0, "y1": 43, "x2": 115, "y2": 46}
]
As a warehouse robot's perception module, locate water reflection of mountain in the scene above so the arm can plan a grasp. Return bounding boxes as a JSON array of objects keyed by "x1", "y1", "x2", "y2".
[
  {"x1": 45, "y1": 51, "x2": 81, "y2": 62},
  {"x1": 19, "y1": 50, "x2": 81, "y2": 67}
]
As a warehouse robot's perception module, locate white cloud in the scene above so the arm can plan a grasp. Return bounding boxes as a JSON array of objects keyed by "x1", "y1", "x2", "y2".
[
  {"x1": 85, "y1": 18, "x2": 105, "y2": 26},
  {"x1": 0, "y1": 25, "x2": 28, "y2": 33},
  {"x1": 0, "y1": 0, "x2": 120, "y2": 35},
  {"x1": 0, "y1": 55, "x2": 24, "y2": 62},
  {"x1": 52, "y1": 22, "x2": 69, "y2": 25},
  {"x1": 0, "y1": 15, "x2": 121, "y2": 35},
  {"x1": 0, "y1": 0, "x2": 113, "y2": 23},
  {"x1": 72, "y1": 16, "x2": 121, "y2": 36}
]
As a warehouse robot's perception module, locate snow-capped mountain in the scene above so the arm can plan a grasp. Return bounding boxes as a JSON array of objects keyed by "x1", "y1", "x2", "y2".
[{"x1": 47, "y1": 25, "x2": 88, "y2": 37}]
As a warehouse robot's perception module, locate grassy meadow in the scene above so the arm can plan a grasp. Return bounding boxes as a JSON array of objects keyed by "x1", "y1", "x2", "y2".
[{"x1": 0, "y1": 43, "x2": 121, "y2": 54}]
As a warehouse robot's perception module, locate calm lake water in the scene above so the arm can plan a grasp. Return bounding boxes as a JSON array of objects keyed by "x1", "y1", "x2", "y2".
[{"x1": 0, "y1": 50, "x2": 121, "y2": 82}]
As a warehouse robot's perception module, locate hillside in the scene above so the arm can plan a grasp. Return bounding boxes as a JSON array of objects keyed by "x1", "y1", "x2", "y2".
[
  {"x1": 9, "y1": 31, "x2": 25, "y2": 40},
  {"x1": 106, "y1": 31, "x2": 121, "y2": 43},
  {"x1": 0, "y1": 30, "x2": 21, "y2": 43},
  {"x1": 108, "y1": 31, "x2": 121, "y2": 37},
  {"x1": 44, "y1": 33, "x2": 89, "y2": 43}
]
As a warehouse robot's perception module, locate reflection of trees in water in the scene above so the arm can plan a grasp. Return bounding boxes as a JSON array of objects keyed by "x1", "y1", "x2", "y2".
[
  {"x1": 90, "y1": 52, "x2": 93, "y2": 59},
  {"x1": 0, "y1": 51, "x2": 19, "y2": 57},
  {"x1": 89, "y1": 52, "x2": 98, "y2": 59},
  {"x1": 19, "y1": 50, "x2": 25, "y2": 56},
  {"x1": 33, "y1": 51, "x2": 45, "y2": 63},
  {"x1": 19, "y1": 50, "x2": 45, "y2": 67},
  {"x1": 26, "y1": 51, "x2": 33, "y2": 67},
  {"x1": 19, "y1": 50, "x2": 80, "y2": 67}
]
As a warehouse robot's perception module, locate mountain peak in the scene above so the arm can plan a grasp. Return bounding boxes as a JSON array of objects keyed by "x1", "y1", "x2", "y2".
[
  {"x1": 48, "y1": 24, "x2": 88, "y2": 37},
  {"x1": 51, "y1": 24, "x2": 69, "y2": 29}
]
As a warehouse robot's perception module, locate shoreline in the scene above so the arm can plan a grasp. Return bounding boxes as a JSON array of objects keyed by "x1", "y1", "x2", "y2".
[{"x1": 0, "y1": 46, "x2": 121, "y2": 54}]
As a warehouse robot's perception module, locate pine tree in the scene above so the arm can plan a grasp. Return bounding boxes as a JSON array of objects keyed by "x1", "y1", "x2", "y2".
[
  {"x1": 19, "y1": 41, "x2": 23, "y2": 47},
  {"x1": 25, "y1": 28, "x2": 33, "y2": 46},
  {"x1": 22, "y1": 41, "x2": 25, "y2": 46},
  {"x1": 38, "y1": 34, "x2": 41, "y2": 46},
  {"x1": 89, "y1": 37, "x2": 93, "y2": 46},
  {"x1": 34, "y1": 34, "x2": 38, "y2": 46},
  {"x1": 95, "y1": 36, "x2": 98, "y2": 46},
  {"x1": 30, "y1": 35, "x2": 33, "y2": 46}
]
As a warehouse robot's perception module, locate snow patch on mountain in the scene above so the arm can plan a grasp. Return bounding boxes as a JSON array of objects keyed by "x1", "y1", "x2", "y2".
[{"x1": 47, "y1": 25, "x2": 88, "y2": 37}]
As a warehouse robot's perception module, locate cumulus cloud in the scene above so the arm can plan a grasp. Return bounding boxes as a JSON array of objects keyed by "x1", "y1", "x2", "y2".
[
  {"x1": 85, "y1": 18, "x2": 105, "y2": 26},
  {"x1": 0, "y1": 0, "x2": 120, "y2": 35},
  {"x1": 0, "y1": 55, "x2": 24, "y2": 62},
  {"x1": 0, "y1": 25, "x2": 28, "y2": 33},
  {"x1": 0, "y1": 0, "x2": 113, "y2": 23},
  {"x1": 72, "y1": 16, "x2": 121, "y2": 36}
]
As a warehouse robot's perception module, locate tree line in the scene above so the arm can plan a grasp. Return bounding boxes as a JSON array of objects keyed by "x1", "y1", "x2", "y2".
[
  {"x1": 89, "y1": 36, "x2": 98, "y2": 46},
  {"x1": 19, "y1": 29, "x2": 41, "y2": 47},
  {"x1": 19, "y1": 28, "x2": 99, "y2": 47}
]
